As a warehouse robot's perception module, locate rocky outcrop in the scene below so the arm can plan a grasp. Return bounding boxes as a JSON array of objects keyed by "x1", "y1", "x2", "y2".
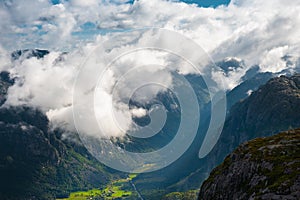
[{"x1": 199, "y1": 129, "x2": 300, "y2": 200}]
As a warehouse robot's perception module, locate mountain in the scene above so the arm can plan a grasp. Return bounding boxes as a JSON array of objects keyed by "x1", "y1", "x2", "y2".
[
  {"x1": 11, "y1": 49, "x2": 49, "y2": 61},
  {"x1": 199, "y1": 128, "x2": 300, "y2": 200},
  {"x1": 215, "y1": 74, "x2": 300, "y2": 161},
  {"x1": 0, "y1": 106, "x2": 118, "y2": 199},
  {"x1": 226, "y1": 69, "x2": 274, "y2": 108},
  {"x1": 0, "y1": 72, "x2": 120, "y2": 199},
  {"x1": 171, "y1": 74, "x2": 300, "y2": 193}
]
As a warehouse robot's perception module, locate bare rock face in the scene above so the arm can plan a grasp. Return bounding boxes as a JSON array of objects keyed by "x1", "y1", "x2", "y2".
[{"x1": 199, "y1": 129, "x2": 300, "y2": 200}]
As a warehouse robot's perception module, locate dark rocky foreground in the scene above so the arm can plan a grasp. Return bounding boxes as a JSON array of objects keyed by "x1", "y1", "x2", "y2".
[{"x1": 199, "y1": 129, "x2": 300, "y2": 200}]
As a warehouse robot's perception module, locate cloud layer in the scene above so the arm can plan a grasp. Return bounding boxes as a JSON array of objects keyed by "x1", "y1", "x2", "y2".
[{"x1": 0, "y1": 0, "x2": 300, "y2": 138}]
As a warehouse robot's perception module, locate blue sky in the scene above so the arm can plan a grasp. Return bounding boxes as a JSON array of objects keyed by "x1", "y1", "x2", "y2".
[
  {"x1": 179, "y1": 0, "x2": 230, "y2": 7},
  {"x1": 51, "y1": 0, "x2": 230, "y2": 7}
]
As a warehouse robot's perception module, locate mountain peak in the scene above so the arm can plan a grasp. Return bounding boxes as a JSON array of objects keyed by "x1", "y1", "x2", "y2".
[{"x1": 11, "y1": 49, "x2": 50, "y2": 61}]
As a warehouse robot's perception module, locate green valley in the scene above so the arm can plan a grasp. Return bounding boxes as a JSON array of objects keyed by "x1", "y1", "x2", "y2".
[{"x1": 59, "y1": 174, "x2": 139, "y2": 200}]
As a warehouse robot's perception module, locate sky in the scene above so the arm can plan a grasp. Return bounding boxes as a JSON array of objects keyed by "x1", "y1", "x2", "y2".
[
  {"x1": 179, "y1": 0, "x2": 230, "y2": 7},
  {"x1": 50, "y1": 0, "x2": 230, "y2": 7},
  {"x1": 0, "y1": 0, "x2": 300, "y2": 140}
]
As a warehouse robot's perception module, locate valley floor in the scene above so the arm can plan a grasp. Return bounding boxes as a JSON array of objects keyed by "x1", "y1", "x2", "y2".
[{"x1": 58, "y1": 174, "x2": 140, "y2": 200}]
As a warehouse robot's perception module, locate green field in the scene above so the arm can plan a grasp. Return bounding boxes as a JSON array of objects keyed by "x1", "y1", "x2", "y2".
[{"x1": 58, "y1": 174, "x2": 138, "y2": 200}]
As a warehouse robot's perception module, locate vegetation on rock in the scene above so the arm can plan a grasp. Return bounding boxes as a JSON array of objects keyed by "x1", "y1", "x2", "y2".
[{"x1": 199, "y1": 129, "x2": 300, "y2": 200}]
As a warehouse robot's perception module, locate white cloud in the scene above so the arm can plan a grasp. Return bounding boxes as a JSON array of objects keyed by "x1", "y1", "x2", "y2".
[
  {"x1": 0, "y1": 45, "x2": 11, "y2": 72},
  {"x1": 131, "y1": 107, "x2": 147, "y2": 118},
  {"x1": 5, "y1": 52, "x2": 75, "y2": 110},
  {"x1": 70, "y1": 0, "x2": 99, "y2": 7},
  {"x1": 260, "y1": 46, "x2": 290, "y2": 73}
]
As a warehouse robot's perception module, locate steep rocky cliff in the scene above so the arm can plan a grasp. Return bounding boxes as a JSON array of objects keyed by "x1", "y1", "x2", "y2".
[{"x1": 199, "y1": 129, "x2": 300, "y2": 200}]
